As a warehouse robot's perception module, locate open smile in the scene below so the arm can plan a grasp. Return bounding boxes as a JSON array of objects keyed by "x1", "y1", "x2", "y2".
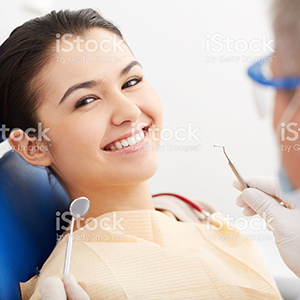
[{"x1": 103, "y1": 126, "x2": 150, "y2": 152}]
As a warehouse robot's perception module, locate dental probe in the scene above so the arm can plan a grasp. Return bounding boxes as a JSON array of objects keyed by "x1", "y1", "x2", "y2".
[
  {"x1": 213, "y1": 145, "x2": 249, "y2": 190},
  {"x1": 214, "y1": 144, "x2": 288, "y2": 208}
]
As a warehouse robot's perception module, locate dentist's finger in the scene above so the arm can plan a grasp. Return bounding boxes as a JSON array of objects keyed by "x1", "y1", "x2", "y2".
[
  {"x1": 233, "y1": 180, "x2": 243, "y2": 192},
  {"x1": 242, "y1": 176, "x2": 281, "y2": 198},
  {"x1": 242, "y1": 187, "x2": 284, "y2": 219},
  {"x1": 40, "y1": 277, "x2": 66, "y2": 300},
  {"x1": 236, "y1": 194, "x2": 248, "y2": 208},
  {"x1": 236, "y1": 194, "x2": 257, "y2": 216},
  {"x1": 242, "y1": 206, "x2": 257, "y2": 217},
  {"x1": 62, "y1": 273, "x2": 90, "y2": 300}
]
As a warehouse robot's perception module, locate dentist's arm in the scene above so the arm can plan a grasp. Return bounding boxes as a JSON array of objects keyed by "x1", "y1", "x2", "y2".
[
  {"x1": 233, "y1": 176, "x2": 300, "y2": 278},
  {"x1": 39, "y1": 273, "x2": 90, "y2": 300}
]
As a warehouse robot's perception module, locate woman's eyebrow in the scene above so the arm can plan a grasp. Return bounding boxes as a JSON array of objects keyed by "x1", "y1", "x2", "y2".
[
  {"x1": 59, "y1": 80, "x2": 98, "y2": 105},
  {"x1": 120, "y1": 60, "x2": 142, "y2": 77},
  {"x1": 59, "y1": 60, "x2": 143, "y2": 105}
]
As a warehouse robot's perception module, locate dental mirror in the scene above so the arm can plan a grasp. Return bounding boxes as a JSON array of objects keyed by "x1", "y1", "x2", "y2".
[{"x1": 63, "y1": 196, "x2": 90, "y2": 274}]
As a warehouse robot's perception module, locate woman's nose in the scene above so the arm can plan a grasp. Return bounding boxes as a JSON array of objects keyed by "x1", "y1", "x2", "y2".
[{"x1": 111, "y1": 93, "x2": 141, "y2": 126}]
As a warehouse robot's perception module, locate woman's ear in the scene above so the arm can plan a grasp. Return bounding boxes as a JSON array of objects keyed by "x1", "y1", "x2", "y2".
[{"x1": 8, "y1": 129, "x2": 52, "y2": 166}]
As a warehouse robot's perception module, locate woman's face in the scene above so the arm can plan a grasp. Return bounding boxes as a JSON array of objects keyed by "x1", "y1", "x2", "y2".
[{"x1": 36, "y1": 28, "x2": 163, "y2": 196}]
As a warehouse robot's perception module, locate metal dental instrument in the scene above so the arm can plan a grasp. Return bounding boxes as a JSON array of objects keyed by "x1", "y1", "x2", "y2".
[
  {"x1": 63, "y1": 196, "x2": 91, "y2": 274},
  {"x1": 214, "y1": 145, "x2": 289, "y2": 208},
  {"x1": 213, "y1": 145, "x2": 249, "y2": 190}
]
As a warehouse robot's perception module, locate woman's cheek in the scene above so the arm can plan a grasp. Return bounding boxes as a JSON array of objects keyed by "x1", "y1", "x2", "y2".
[{"x1": 147, "y1": 87, "x2": 163, "y2": 123}]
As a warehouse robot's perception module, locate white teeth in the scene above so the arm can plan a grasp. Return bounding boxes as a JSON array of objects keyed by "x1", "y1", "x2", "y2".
[
  {"x1": 121, "y1": 139, "x2": 128, "y2": 147},
  {"x1": 115, "y1": 142, "x2": 122, "y2": 150},
  {"x1": 140, "y1": 130, "x2": 145, "y2": 139},
  {"x1": 107, "y1": 130, "x2": 146, "y2": 151},
  {"x1": 135, "y1": 133, "x2": 141, "y2": 142},
  {"x1": 127, "y1": 136, "x2": 136, "y2": 146}
]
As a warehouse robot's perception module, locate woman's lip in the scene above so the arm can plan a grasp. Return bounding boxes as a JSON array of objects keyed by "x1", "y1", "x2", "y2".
[
  {"x1": 103, "y1": 130, "x2": 149, "y2": 154},
  {"x1": 102, "y1": 126, "x2": 149, "y2": 150}
]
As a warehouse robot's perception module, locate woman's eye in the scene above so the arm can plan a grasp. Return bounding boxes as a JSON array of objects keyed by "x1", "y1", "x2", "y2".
[
  {"x1": 122, "y1": 76, "x2": 143, "y2": 89},
  {"x1": 75, "y1": 96, "x2": 98, "y2": 108}
]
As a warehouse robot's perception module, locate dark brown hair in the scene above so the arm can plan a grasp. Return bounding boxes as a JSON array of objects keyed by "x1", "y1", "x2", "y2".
[
  {"x1": 0, "y1": 8, "x2": 123, "y2": 185},
  {"x1": 0, "y1": 9, "x2": 122, "y2": 137}
]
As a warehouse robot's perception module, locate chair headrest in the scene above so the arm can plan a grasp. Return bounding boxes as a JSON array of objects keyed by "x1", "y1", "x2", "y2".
[{"x1": 0, "y1": 150, "x2": 70, "y2": 299}]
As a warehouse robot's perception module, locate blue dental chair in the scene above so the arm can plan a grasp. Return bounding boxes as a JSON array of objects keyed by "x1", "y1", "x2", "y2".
[{"x1": 0, "y1": 146, "x2": 70, "y2": 299}]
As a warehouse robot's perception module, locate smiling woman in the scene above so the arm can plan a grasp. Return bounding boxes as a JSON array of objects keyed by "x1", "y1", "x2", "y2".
[{"x1": 0, "y1": 8, "x2": 283, "y2": 300}]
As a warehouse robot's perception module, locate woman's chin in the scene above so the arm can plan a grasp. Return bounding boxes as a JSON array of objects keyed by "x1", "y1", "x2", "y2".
[
  {"x1": 125, "y1": 155, "x2": 158, "y2": 183},
  {"x1": 111, "y1": 154, "x2": 158, "y2": 185}
]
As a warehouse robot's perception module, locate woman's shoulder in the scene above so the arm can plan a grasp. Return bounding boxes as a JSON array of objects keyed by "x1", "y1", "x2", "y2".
[{"x1": 152, "y1": 193, "x2": 217, "y2": 223}]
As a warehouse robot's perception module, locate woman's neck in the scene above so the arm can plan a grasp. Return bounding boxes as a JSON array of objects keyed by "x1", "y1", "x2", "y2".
[{"x1": 68, "y1": 181, "x2": 154, "y2": 224}]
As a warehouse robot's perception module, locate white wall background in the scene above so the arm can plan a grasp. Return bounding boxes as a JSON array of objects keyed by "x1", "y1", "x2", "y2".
[{"x1": 0, "y1": 0, "x2": 299, "y2": 298}]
